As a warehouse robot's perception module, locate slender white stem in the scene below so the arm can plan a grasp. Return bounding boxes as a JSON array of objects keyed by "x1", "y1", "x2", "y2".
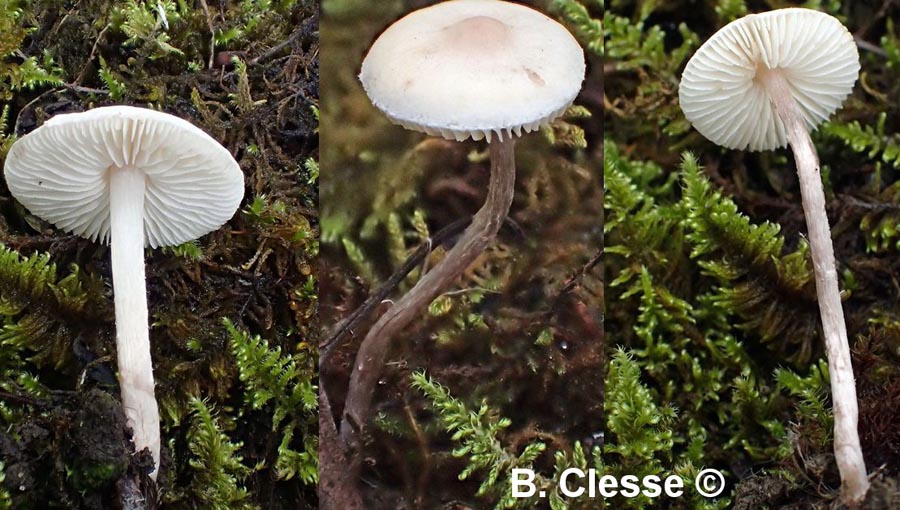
[
  {"x1": 759, "y1": 68, "x2": 868, "y2": 505},
  {"x1": 109, "y1": 167, "x2": 160, "y2": 480}
]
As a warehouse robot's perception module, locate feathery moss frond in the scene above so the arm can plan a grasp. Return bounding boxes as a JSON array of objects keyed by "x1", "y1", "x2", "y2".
[
  {"x1": 98, "y1": 56, "x2": 126, "y2": 101},
  {"x1": 0, "y1": 244, "x2": 106, "y2": 369},
  {"x1": 0, "y1": 461, "x2": 10, "y2": 510},
  {"x1": 680, "y1": 153, "x2": 785, "y2": 263},
  {"x1": 225, "y1": 318, "x2": 315, "y2": 425},
  {"x1": 603, "y1": 350, "x2": 732, "y2": 509},
  {"x1": 604, "y1": 142, "x2": 684, "y2": 288},
  {"x1": 114, "y1": 0, "x2": 184, "y2": 59},
  {"x1": 858, "y1": 179, "x2": 900, "y2": 253},
  {"x1": 0, "y1": 0, "x2": 64, "y2": 99},
  {"x1": 823, "y1": 113, "x2": 900, "y2": 168},
  {"x1": 225, "y1": 319, "x2": 317, "y2": 483},
  {"x1": 552, "y1": 0, "x2": 600, "y2": 55},
  {"x1": 0, "y1": 104, "x2": 14, "y2": 159},
  {"x1": 187, "y1": 397, "x2": 258, "y2": 510},
  {"x1": 604, "y1": 349, "x2": 676, "y2": 472},
  {"x1": 411, "y1": 371, "x2": 547, "y2": 509},
  {"x1": 775, "y1": 360, "x2": 832, "y2": 443},
  {"x1": 680, "y1": 154, "x2": 818, "y2": 363}
]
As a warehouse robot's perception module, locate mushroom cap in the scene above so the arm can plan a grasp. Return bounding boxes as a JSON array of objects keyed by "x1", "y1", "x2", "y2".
[
  {"x1": 359, "y1": 0, "x2": 586, "y2": 142},
  {"x1": 678, "y1": 8, "x2": 859, "y2": 151},
  {"x1": 4, "y1": 106, "x2": 244, "y2": 248}
]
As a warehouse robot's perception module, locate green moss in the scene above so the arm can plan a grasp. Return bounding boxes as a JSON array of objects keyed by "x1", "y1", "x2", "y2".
[
  {"x1": 185, "y1": 397, "x2": 257, "y2": 510},
  {"x1": 0, "y1": 461, "x2": 10, "y2": 510},
  {"x1": 606, "y1": 0, "x2": 900, "y2": 506},
  {"x1": 225, "y1": 319, "x2": 317, "y2": 484},
  {"x1": 68, "y1": 462, "x2": 123, "y2": 491},
  {"x1": 0, "y1": 244, "x2": 108, "y2": 371}
]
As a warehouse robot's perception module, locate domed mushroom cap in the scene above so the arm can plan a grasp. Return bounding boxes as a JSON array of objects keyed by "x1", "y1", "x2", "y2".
[
  {"x1": 359, "y1": 0, "x2": 586, "y2": 142},
  {"x1": 679, "y1": 8, "x2": 859, "y2": 151},
  {"x1": 4, "y1": 106, "x2": 244, "y2": 248}
]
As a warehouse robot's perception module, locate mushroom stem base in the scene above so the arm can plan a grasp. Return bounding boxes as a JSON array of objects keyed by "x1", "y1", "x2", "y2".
[
  {"x1": 760, "y1": 69, "x2": 869, "y2": 505},
  {"x1": 340, "y1": 137, "x2": 518, "y2": 459},
  {"x1": 110, "y1": 167, "x2": 160, "y2": 480}
]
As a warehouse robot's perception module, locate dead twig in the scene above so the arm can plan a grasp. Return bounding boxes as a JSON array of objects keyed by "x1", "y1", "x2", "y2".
[
  {"x1": 199, "y1": 0, "x2": 215, "y2": 70},
  {"x1": 74, "y1": 23, "x2": 110, "y2": 86},
  {"x1": 403, "y1": 401, "x2": 431, "y2": 510},
  {"x1": 249, "y1": 16, "x2": 316, "y2": 66},
  {"x1": 0, "y1": 390, "x2": 42, "y2": 407},
  {"x1": 319, "y1": 216, "x2": 472, "y2": 363},
  {"x1": 552, "y1": 246, "x2": 602, "y2": 310},
  {"x1": 63, "y1": 83, "x2": 109, "y2": 95},
  {"x1": 854, "y1": 0, "x2": 895, "y2": 40}
]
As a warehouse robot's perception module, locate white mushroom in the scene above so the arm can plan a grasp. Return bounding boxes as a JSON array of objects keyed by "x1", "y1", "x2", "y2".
[
  {"x1": 679, "y1": 8, "x2": 868, "y2": 505},
  {"x1": 359, "y1": 0, "x2": 585, "y2": 143},
  {"x1": 4, "y1": 106, "x2": 244, "y2": 480},
  {"x1": 342, "y1": 0, "x2": 585, "y2": 452}
]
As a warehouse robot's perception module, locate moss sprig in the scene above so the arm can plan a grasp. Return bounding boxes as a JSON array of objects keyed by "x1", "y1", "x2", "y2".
[
  {"x1": 225, "y1": 319, "x2": 317, "y2": 484},
  {"x1": 0, "y1": 244, "x2": 107, "y2": 370},
  {"x1": 552, "y1": 0, "x2": 601, "y2": 55},
  {"x1": 0, "y1": 461, "x2": 10, "y2": 510},
  {"x1": 186, "y1": 397, "x2": 258, "y2": 510},
  {"x1": 680, "y1": 154, "x2": 819, "y2": 363},
  {"x1": 411, "y1": 371, "x2": 547, "y2": 509}
]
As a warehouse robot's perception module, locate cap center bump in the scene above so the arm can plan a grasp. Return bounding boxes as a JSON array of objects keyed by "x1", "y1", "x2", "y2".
[{"x1": 442, "y1": 15, "x2": 510, "y2": 51}]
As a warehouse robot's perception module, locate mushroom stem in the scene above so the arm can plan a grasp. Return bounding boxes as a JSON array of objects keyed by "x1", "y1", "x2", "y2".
[
  {"x1": 759, "y1": 69, "x2": 869, "y2": 504},
  {"x1": 109, "y1": 167, "x2": 160, "y2": 480},
  {"x1": 340, "y1": 137, "x2": 517, "y2": 453}
]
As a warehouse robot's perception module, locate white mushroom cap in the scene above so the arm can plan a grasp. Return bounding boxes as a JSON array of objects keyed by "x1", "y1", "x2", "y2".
[
  {"x1": 359, "y1": 0, "x2": 586, "y2": 142},
  {"x1": 679, "y1": 8, "x2": 859, "y2": 151},
  {"x1": 4, "y1": 106, "x2": 244, "y2": 248}
]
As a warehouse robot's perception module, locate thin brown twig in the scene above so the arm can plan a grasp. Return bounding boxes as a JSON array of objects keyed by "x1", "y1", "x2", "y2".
[
  {"x1": 403, "y1": 401, "x2": 431, "y2": 510},
  {"x1": 553, "y1": 246, "x2": 602, "y2": 308},
  {"x1": 319, "y1": 216, "x2": 472, "y2": 362},
  {"x1": 63, "y1": 83, "x2": 109, "y2": 95},
  {"x1": 14, "y1": 88, "x2": 58, "y2": 134},
  {"x1": 0, "y1": 390, "x2": 42, "y2": 407},
  {"x1": 854, "y1": 0, "x2": 895, "y2": 40},
  {"x1": 249, "y1": 24, "x2": 308, "y2": 66},
  {"x1": 12, "y1": 84, "x2": 109, "y2": 135},
  {"x1": 855, "y1": 38, "x2": 888, "y2": 58},
  {"x1": 198, "y1": 0, "x2": 215, "y2": 70},
  {"x1": 74, "y1": 23, "x2": 109, "y2": 86}
]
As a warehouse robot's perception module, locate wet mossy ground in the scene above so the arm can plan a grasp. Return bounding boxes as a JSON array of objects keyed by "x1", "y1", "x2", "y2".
[
  {"x1": 606, "y1": 0, "x2": 900, "y2": 508},
  {"x1": 0, "y1": 1, "x2": 318, "y2": 509},
  {"x1": 319, "y1": 1, "x2": 601, "y2": 508}
]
